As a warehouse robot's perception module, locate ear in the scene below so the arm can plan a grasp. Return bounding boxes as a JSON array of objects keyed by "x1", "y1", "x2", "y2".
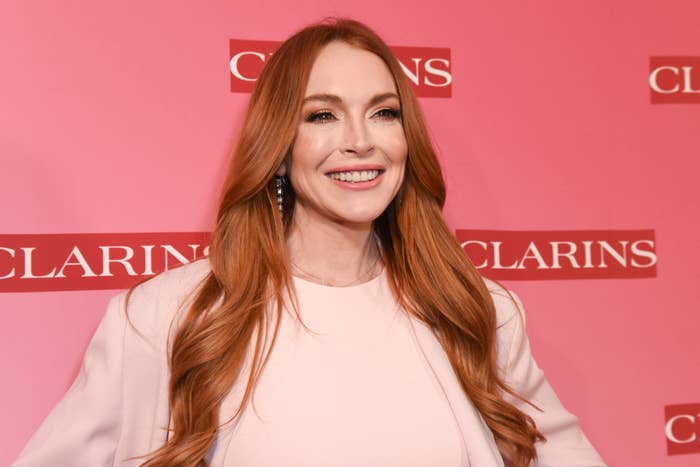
[{"x1": 275, "y1": 162, "x2": 287, "y2": 177}]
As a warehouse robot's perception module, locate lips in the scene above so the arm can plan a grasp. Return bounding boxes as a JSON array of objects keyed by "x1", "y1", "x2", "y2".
[
  {"x1": 324, "y1": 164, "x2": 386, "y2": 175},
  {"x1": 326, "y1": 166, "x2": 384, "y2": 190},
  {"x1": 327, "y1": 169, "x2": 382, "y2": 182}
]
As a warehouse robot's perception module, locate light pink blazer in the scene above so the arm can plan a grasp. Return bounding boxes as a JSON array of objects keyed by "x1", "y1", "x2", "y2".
[{"x1": 12, "y1": 259, "x2": 606, "y2": 466}]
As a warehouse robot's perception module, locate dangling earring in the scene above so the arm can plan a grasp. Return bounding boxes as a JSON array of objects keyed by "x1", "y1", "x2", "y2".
[{"x1": 275, "y1": 175, "x2": 285, "y2": 213}]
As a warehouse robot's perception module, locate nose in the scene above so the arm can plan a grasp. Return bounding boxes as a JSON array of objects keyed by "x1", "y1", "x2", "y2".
[{"x1": 341, "y1": 115, "x2": 374, "y2": 157}]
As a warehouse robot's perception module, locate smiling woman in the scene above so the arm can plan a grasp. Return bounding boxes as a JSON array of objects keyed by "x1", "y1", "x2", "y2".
[
  {"x1": 279, "y1": 41, "x2": 408, "y2": 283},
  {"x1": 12, "y1": 17, "x2": 605, "y2": 467}
]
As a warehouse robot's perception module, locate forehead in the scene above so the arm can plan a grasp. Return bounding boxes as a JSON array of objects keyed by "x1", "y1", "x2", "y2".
[{"x1": 304, "y1": 41, "x2": 397, "y2": 99}]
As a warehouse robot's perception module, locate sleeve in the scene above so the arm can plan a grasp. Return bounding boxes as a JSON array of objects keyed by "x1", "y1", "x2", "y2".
[
  {"x1": 493, "y1": 289, "x2": 607, "y2": 467},
  {"x1": 12, "y1": 292, "x2": 128, "y2": 467}
]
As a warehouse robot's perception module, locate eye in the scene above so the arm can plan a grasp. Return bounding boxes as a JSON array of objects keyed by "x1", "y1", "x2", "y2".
[
  {"x1": 306, "y1": 111, "x2": 336, "y2": 123},
  {"x1": 374, "y1": 108, "x2": 401, "y2": 120}
]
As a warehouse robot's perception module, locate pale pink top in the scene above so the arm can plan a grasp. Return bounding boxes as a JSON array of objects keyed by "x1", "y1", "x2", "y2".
[
  {"x1": 12, "y1": 258, "x2": 606, "y2": 466},
  {"x1": 207, "y1": 269, "x2": 467, "y2": 466}
]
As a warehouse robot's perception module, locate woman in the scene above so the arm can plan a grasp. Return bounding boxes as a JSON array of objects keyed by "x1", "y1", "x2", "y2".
[{"x1": 13, "y1": 18, "x2": 605, "y2": 467}]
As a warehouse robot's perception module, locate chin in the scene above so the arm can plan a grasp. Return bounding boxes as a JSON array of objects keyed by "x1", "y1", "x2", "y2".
[{"x1": 331, "y1": 205, "x2": 388, "y2": 225}]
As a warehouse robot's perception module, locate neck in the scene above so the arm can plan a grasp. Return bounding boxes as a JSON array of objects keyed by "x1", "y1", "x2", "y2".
[{"x1": 286, "y1": 203, "x2": 381, "y2": 285}]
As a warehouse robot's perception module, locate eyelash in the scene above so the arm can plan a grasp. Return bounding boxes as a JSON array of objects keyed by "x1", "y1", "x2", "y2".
[{"x1": 305, "y1": 108, "x2": 401, "y2": 123}]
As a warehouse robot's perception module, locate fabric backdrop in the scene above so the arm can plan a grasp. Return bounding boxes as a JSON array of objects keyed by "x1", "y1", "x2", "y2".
[{"x1": 2, "y1": 1, "x2": 699, "y2": 465}]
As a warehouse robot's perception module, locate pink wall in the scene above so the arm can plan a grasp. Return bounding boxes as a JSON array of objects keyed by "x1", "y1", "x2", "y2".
[{"x1": 2, "y1": 1, "x2": 699, "y2": 465}]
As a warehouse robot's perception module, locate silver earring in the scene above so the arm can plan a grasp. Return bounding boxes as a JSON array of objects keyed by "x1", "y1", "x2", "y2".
[{"x1": 275, "y1": 175, "x2": 285, "y2": 213}]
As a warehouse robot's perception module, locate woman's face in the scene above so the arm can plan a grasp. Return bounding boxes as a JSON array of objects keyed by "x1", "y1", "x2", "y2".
[{"x1": 284, "y1": 41, "x2": 408, "y2": 226}]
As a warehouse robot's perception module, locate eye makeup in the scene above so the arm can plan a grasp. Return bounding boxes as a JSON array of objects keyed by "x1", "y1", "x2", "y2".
[{"x1": 304, "y1": 107, "x2": 401, "y2": 124}]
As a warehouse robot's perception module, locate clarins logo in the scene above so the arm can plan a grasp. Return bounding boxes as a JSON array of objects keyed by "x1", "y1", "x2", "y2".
[
  {"x1": 665, "y1": 403, "x2": 700, "y2": 455},
  {"x1": 0, "y1": 233, "x2": 211, "y2": 292},
  {"x1": 229, "y1": 39, "x2": 452, "y2": 98},
  {"x1": 1, "y1": 229, "x2": 658, "y2": 291},
  {"x1": 649, "y1": 56, "x2": 700, "y2": 103},
  {"x1": 457, "y1": 229, "x2": 657, "y2": 280}
]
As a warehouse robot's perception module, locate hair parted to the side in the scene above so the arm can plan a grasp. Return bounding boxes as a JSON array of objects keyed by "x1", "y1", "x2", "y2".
[{"x1": 135, "y1": 17, "x2": 545, "y2": 467}]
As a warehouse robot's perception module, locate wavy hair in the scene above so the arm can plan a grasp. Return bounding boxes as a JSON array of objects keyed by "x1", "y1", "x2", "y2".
[{"x1": 138, "y1": 17, "x2": 544, "y2": 467}]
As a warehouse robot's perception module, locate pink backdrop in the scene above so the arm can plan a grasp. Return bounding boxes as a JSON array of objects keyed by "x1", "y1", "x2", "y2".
[{"x1": 2, "y1": 1, "x2": 699, "y2": 465}]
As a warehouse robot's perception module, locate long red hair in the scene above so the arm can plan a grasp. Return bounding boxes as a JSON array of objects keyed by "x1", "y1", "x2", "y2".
[{"x1": 138, "y1": 17, "x2": 544, "y2": 466}]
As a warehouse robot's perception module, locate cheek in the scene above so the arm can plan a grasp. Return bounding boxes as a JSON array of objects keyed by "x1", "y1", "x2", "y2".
[
  {"x1": 385, "y1": 128, "x2": 408, "y2": 165},
  {"x1": 291, "y1": 127, "x2": 337, "y2": 170}
]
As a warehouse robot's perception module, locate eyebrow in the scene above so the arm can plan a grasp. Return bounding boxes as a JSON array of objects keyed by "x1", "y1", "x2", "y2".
[{"x1": 302, "y1": 92, "x2": 400, "y2": 107}]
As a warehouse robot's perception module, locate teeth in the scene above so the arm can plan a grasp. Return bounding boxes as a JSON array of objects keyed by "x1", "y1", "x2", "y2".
[{"x1": 328, "y1": 170, "x2": 381, "y2": 183}]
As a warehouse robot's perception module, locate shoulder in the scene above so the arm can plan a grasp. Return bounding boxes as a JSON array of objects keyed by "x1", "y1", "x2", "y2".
[
  {"x1": 481, "y1": 276, "x2": 526, "y2": 328},
  {"x1": 130, "y1": 257, "x2": 212, "y2": 300},
  {"x1": 481, "y1": 276, "x2": 528, "y2": 371},
  {"x1": 116, "y1": 258, "x2": 214, "y2": 342}
]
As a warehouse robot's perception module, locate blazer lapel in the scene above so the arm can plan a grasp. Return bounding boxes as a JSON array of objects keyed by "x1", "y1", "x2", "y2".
[{"x1": 405, "y1": 315, "x2": 505, "y2": 467}]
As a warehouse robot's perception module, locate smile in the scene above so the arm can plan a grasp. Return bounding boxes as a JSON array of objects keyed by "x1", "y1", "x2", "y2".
[{"x1": 326, "y1": 169, "x2": 382, "y2": 183}]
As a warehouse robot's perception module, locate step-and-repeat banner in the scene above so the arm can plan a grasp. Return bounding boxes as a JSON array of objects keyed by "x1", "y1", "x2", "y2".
[{"x1": 2, "y1": 2, "x2": 698, "y2": 465}]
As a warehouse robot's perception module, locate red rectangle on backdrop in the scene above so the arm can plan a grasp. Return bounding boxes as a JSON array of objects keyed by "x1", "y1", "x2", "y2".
[
  {"x1": 649, "y1": 56, "x2": 700, "y2": 104},
  {"x1": 456, "y1": 229, "x2": 657, "y2": 280},
  {"x1": 665, "y1": 403, "x2": 700, "y2": 455},
  {"x1": 229, "y1": 39, "x2": 276, "y2": 93},
  {"x1": 0, "y1": 232, "x2": 211, "y2": 293},
  {"x1": 229, "y1": 39, "x2": 452, "y2": 97}
]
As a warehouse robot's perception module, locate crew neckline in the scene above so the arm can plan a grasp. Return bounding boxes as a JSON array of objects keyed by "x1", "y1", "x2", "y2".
[{"x1": 291, "y1": 265, "x2": 386, "y2": 290}]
